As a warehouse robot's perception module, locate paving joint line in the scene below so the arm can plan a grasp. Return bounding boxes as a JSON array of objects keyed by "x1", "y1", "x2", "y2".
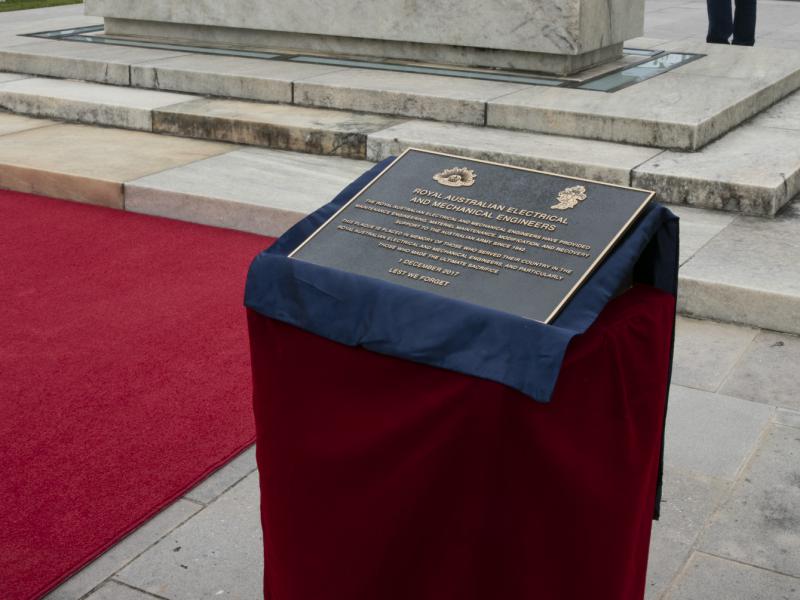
[
  {"x1": 692, "y1": 549, "x2": 800, "y2": 581},
  {"x1": 656, "y1": 548, "x2": 699, "y2": 600},
  {"x1": 71, "y1": 501, "x2": 206, "y2": 600},
  {"x1": 184, "y1": 460, "x2": 258, "y2": 511},
  {"x1": 684, "y1": 422, "x2": 776, "y2": 566},
  {"x1": 711, "y1": 324, "x2": 761, "y2": 393},
  {"x1": 109, "y1": 579, "x2": 174, "y2": 600}
]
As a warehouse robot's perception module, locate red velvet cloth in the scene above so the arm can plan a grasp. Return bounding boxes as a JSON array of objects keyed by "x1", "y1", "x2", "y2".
[
  {"x1": 248, "y1": 284, "x2": 674, "y2": 600},
  {"x1": 0, "y1": 190, "x2": 270, "y2": 600}
]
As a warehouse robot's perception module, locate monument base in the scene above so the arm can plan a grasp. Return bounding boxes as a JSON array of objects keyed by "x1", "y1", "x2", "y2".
[{"x1": 104, "y1": 18, "x2": 624, "y2": 76}]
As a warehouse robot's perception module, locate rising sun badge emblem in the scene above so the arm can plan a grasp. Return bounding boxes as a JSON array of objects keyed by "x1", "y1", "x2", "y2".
[
  {"x1": 551, "y1": 185, "x2": 588, "y2": 210},
  {"x1": 433, "y1": 167, "x2": 477, "y2": 188}
]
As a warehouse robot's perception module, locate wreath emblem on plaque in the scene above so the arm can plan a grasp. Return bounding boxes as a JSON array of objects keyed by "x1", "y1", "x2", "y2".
[
  {"x1": 433, "y1": 167, "x2": 477, "y2": 188},
  {"x1": 551, "y1": 185, "x2": 588, "y2": 210}
]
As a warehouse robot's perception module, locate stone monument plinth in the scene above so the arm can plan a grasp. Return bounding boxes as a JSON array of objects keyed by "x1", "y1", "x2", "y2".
[{"x1": 84, "y1": 0, "x2": 644, "y2": 76}]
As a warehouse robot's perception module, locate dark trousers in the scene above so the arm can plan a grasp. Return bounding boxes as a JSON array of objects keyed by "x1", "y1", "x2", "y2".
[{"x1": 707, "y1": 0, "x2": 757, "y2": 45}]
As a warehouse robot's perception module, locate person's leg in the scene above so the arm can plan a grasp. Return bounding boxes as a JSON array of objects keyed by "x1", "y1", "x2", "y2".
[
  {"x1": 733, "y1": 0, "x2": 757, "y2": 45},
  {"x1": 707, "y1": 0, "x2": 734, "y2": 43}
]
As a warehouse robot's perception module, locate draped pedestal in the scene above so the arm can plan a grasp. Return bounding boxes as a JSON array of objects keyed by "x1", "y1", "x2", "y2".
[{"x1": 247, "y1": 284, "x2": 674, "y2": 600}]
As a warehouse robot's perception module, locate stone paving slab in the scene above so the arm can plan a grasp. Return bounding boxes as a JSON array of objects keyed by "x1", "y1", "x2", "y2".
[
  {"x1": 487, "y1": 43, "x2": 800, "y2": 150},
  {"x1": 43, "y1": 500, "x2": 201, "y2": 600},
  {"x1": 679, "y1": 201, "x2": 800, "y2": 334},
  {"x1": 625, "y1": 37, "x2": 670, "y2": 49},
  {"x1": 632, "y1": 124, "x2": 800, "y2": 216},
  {"x1": 294, "y1": 68, "x2": 527, "y2": 126},
  {"x1": 0, "y1": 110, "x2": 54, "y2": 136},
  {"x1": 667, "y1": 206, "x2": 734, "y2": 265},
  {"x1": 0, "y1": 3, "x2": 83, "y2": 25},
  {"x1": 672, "y1": 316, "x2": 758, "y2": 392},
  {"x1": 0, "y1": 76, "x2": 196, "y2": 131},
  {"x1": 154, "y1": 98, "x2": 401, "y2": 158},
  {"x1": 115, "y1": 473, "x2": 264, "y2": 600},
  {"x1": 665, "y1": 552, "x2": 800, "y2": 600},
  {"x1": 645, "y1": 470, "x2": 731, "y2": 600},
  {"x1": 85, "y1": 581, "x2": 160, "y2": 600},
  {"x1": 0, "y1": 15, "x2": 103, "y2": 50},
  {"x1": 131, "y1": 54, "x2": 344, "y2": 104},
  {"x1": 697, "y1": 424, "x2": 800, "y2": 579},
  {"x1": 184, "y1": 446, "x2": 257, "y2": 506},
  {"x1": 0, "y1": 72, "x2": 28, "y2": 83},
  {"x1": 366, "y1": 119, "x2": 662, "y2": 185},
  {"x1": 0, "y1": 123, "x2": 233, "y2": 208},
  {"x1": 775, "y1": 408, "x2": 800, "y2": 429},
  {"x1": 125, "y1": 147, "x2": 372, "y2": 236},
  {"x1": 0, "y1": 39, "x2": 189, "y2": 86},
  {"x1": 719, "y1": 331, "x2": 800, "y2": 411},
  {"x1": 664, "y1": 385, "x2": 774, "y2": 480}
]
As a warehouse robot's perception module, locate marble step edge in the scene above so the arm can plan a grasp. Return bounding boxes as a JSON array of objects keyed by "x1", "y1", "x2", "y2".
[{"x1": 0, "y1": 76, "x2": 794, "y2": 218}]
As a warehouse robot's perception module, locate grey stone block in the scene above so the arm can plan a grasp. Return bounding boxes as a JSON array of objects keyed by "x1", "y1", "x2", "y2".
[
  {"x1": 125, "y1": 147, "x2": 372, "y2": 237},
  {"x1": 295, "y1": 69, "x2": 526, "y2": 125},
  {"x1": 366, "y1": 119, "x2": 662, "y2": 185},
  {"x1": 672, "y1": 316, "x2": 758, "y2": 392},
  {"x1": 185, "y1": 445, "x2": 257, "y2": 505},
  {"x1": 632, "y1": 125, "x2": 800, "y2": 216},
  {"x1": 0, "y1": 76, "x2": 196, "y2": 131},
  {"x1": 115, "y1": 473, "x2": 263, "y2": 600},
  {"x1": 664, "y1": 385, "x2": 773, "y2": 480},
  {"x1": 679, "y1": 202, "x2": 800, "y2": 335},
  {"x1": 43, "y1": 500, "x2": 200, "y2": 600},
  {"x1": 131, "y1": 54, "x2": 341, "y2": 104},
  {"x1": 0, "y1": 39, "x2": 188, "y2": 85},
  {"x1": 720, "y1": 331, "x2": 800, "y2": 411},
  {"x1": 154, "y1": 98, "x2": 401, "y2": 158},
  {"x1": 697, "y1": 424, "x2": 800, "y2": 578},
  {"x1": 646, "y1": 470, "x2": 731, "y2": 599}
]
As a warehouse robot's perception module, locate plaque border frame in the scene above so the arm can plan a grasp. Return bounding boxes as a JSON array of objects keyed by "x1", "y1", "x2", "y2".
[{"x1": 289, "y1": 147, "x2": 655, "y2": 324}]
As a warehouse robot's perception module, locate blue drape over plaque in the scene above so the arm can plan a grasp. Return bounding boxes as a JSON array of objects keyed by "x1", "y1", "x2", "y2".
[{"x1": 245, "y1": 159, "x2": 679, "y2": 402}]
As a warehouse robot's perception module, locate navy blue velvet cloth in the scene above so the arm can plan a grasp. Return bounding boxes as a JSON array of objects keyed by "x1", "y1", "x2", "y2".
[{"x1": 245, "y1": 158, "x2": 679, "y2": 402}]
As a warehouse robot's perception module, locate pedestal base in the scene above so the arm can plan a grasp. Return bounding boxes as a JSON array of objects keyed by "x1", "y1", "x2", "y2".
[{"x1": 104, "y1": 18, "x2": 625, "y2": 77}]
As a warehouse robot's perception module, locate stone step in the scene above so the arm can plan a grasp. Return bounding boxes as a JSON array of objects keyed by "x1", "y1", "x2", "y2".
[
  {"x1": 0, "y1": 115, "x2": 231, "y2": 208},
  {"x1": 0, "y1": 74, "x2": 403, "y2": 158},
  {"x1": 366, "y1": 119, "x2": 661, "y2": 186},
  {"x1": 0, "y1": 112, "x2": 795, "y2": 334},
  {"x1": 0, "y1": 76, "x2": 196, "y2": 130},
  {"x1": 1, "y1": 25, "x2": 799, "y2": 151},
  {"x1": 1, "y1": 74, "x2": 798, "y2": 216},
  {"x1": 676, "y1": 202, "x2": 800, "y2": 336},
  {"x1": 125, "y1": 147, "x2": 374, "y2": 236},
  {"x1": 367, "y1": 115, "x2": 800, "y2": 216},
  {"x1": 152, "y1": 98, "x2": 401, "y2": 159}
]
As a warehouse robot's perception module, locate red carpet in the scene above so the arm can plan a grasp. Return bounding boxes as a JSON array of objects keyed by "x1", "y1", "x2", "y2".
[{"x1": 0, "y1": 191, "x2": 271, "y2": 600}]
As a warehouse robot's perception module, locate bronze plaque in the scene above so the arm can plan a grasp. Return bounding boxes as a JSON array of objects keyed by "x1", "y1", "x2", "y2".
[{"x1": 290, "y1": 148, "x2": 653, "y2": 323}]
